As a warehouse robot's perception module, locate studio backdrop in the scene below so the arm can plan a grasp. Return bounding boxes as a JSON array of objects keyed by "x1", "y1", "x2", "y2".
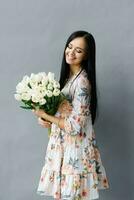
[{"x1": 0, "y1": 0, "x2": 133, "y2": 200}]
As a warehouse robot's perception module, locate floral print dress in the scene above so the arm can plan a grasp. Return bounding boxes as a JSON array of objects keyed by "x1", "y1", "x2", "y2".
[{"x1": 37, "y1": 69, "x2": 109, "y2": 200}]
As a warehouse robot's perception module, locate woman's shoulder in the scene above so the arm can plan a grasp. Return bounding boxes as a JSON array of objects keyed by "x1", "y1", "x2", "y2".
[{"x1": 76, "y1": 69, "x2": 91, "y2": 90}]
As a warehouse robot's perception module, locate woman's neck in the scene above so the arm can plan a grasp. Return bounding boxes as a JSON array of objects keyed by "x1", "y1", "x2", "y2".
[{"x1": 69, "y1": 65, "x2": 82, "y2": 77}]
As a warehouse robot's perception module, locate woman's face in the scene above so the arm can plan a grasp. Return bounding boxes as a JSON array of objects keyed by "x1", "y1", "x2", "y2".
[{"x1": 65, "y1": 37, "x2": 87, "y2": 67}]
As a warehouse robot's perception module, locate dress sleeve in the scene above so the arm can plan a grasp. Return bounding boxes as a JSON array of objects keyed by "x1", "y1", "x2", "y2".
[{"x1": 64, "y1": 76, "x2": 91, "y2": 136}]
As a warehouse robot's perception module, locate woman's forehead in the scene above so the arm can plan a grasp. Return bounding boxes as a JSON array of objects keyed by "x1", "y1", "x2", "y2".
[{"x1": 69, "y1": 37, "x2": 86, "y2": 48}]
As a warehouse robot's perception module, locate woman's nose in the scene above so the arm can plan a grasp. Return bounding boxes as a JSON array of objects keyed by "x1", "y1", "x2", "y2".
[{"x1": 69, "y1": 48, "x2": 75, "y2": 55}]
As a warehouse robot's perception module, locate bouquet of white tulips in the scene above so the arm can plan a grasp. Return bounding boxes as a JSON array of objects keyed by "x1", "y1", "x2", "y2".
[{"x1": 14, "y1": 72, "x2": 66, "y2": 136}]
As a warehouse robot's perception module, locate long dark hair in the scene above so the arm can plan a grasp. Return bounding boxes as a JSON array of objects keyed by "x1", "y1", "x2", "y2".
[{"x1": 59, "y1": 30, "x2": 99, "y2": 125}]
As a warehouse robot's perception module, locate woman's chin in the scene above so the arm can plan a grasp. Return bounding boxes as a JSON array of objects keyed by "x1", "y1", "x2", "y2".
[{"x1": 65, "y1": 58, "x2": 76, "y2": 65}]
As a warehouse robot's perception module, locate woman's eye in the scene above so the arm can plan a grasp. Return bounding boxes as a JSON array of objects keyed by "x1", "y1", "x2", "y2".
[
  {"x1": 68, "y1": 45, "x2": 72, "y2": 49},
  {"x1": 67, "y1": 45, "x2": 82, "y2": 53},
  {"x1": 76, "y1": 50, "x2": 82, "y2": 53}
]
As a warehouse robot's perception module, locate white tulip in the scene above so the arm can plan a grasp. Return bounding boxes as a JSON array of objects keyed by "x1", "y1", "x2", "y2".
[
  {"x1": 14, "y1": 93, "x2": 22, "y2": 101},
  {"x1": 48, "y1": 72, "x2": 54, "y2": 81},
  {"x1": 30, "y1": 73, "x2": 35, "y2": 79},
  {"x1": 16, "y1": 82, "x2": 30, "y2": 93},
  {"x1": 53, "y1": 80, "x2": 60, "y2": 89},
  {"x1": 36, "y1": 74, "x2": 43, "y2": 82},
  {"x1": 38, "y1": 72, "x2": 47, "y2": 79},
  {"x1": 29, "y1": 80, "x2": 37, "y2": 88},
  {"x1": 34, "y1": 84, "x2": 42, "y2": 92},
  {"x1": 42, "y1": 77, "x2": 49, "y2": 86},
  {"x1": 39, "y1": 98, "x2": 46, "y2": 105},
  {"x1": 31, "y1": 92, "x2": 43, "y2": 102},
  {"x1": 29, "y1": 74, "x2": 40, "y2": 85},
  {"x1": 21, "y1": 93, "x2": 31, "y2": 101},
  {"x1": 32, "y1": 96, "x2": 39, "y2": 103},
  {"x1": 22, "y1": 75, "x2": 30, "y2": 83},
  {"x1": 31, "y1": 88, "x2": 43, "y2": 99},
  {"x1": 16, "y1": 83, "x2": 23, "y2": 93},
  {"x1": 47, "y1": 83, "x2": 53, "y2": 91},
  {"x1": 35, "y1": 74, "x2": 43, "y2": 83},
  {"x1": 53, "y1": 88, "x2": 60, "y2": 96},
  {"x1": 30, "y1": 74, "x2": 37, "y2": 84},
  {"x1": 40, "y1": 90, "x2": 47, "y2": 96},
  {"x1": 46, "y1": 90, "x2": 53, "y2": 97}
]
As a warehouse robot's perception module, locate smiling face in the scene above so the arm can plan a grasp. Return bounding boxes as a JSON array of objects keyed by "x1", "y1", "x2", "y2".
[{"x1": 65, "y1": 37, "x2": 87, "y2": 68}]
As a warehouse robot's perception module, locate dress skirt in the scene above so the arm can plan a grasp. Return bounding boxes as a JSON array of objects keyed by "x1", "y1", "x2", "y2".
[{"x1": 36, "y1": 120, "x2": 109, "y2": 200}]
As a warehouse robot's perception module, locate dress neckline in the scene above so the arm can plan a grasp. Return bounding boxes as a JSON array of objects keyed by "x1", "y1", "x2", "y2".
[
  {"x1": 69, "y1": 67, "x2": 83, "y2": 78},
  {"x1": 66, "y1": 68, "x2": 84, "y2": 84}
]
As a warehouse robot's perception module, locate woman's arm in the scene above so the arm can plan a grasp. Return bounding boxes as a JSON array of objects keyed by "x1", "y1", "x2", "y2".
[
  {"x1": 63, "y1": 76, "x2": 91, "y2": 135},
  {"x1": 38, "y1": 117, "x2": 52, "y2": 128},
  {"x1": 32, "y1": 109, "x2": 65, "y2": 129},
  {"x1": 41, "y1": 112, "x2": 65, "y2": 129}
]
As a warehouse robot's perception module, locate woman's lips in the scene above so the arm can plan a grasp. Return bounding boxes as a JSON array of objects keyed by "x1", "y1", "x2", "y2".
[{"x1": 66, "y1": 55, "x2": 76, "y2": 60}]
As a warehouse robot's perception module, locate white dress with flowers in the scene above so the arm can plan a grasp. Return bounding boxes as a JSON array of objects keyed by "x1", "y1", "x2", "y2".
[{"x1": 37, "y1": 69, "x2": 109, "y2": 200}]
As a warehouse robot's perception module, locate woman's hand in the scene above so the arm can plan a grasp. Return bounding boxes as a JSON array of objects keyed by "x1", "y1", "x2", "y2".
[
  {"x1": 32, "y1": 108, "x2": 52, "y2": 128},
  {"x1": 38, "y1": 117, "x2": 52, "y2": 128},
  {"x1": 32, "y1": 108, "x2": 47, "y2": 119},
  {"x1": 58, "y1": 99, "x2": 72, "y2": 118}
]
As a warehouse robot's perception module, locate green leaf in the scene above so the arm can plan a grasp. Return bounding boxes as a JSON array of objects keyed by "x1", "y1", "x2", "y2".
[
  {"x1": 20, "y1": 106, "x2": 32, "y2": 109},
  {"x1": 28, "y1": 83, "x2": 32, "y2": 88}
]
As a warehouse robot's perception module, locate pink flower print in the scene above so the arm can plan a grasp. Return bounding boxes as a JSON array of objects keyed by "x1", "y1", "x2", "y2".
[
  {"x1": 92, "y1": 183, "x2": 97, "y2": 189},
  {"x1": 73, "y1": 115, "x2": 80, "y2": 123},
  {"x1": 62, "y1": 163, "x2": 75, "y2": 174},
  {"x1": 78, "y1": 131, "x2": 84, "y2": 143},
  {"x1": 49, "y1": 174, "x2": 54, "y2": 182},
  {"x1": 73, "y1": 175, "x2": 81, "y2": 190},
  {"x1": 79, "y1": 132, "x2": 83, "y2": 137},
  {"x1": 58, "y1": 99, "x2": 72, "y2": 118},
  {"x1": 87, "y1": 163, "x2": 92, "y2": 171},
  {"x1": 81, "y1": 188, "x2": 88, "y2": 197},
  {"x1": 75, "y1": 144, "x2": 80, "y2": 148},
  {"x1": 64, "y1": 134, "x2": 75, "y2": 145},
  {"x1": 54, "y1": 191, "x2": 61, "y2": 199},
  {"x1": 103, "y1": 178, "x2": 109, "y2": 188},
  {"x1": 61, "y1": 174, "x2": 67, "y2": 187},
  {"x1": 94, "y1": 148, "x2": 100, "y2": 161},
  {"x1": 82, "y1": 158, "x2": 88, "y2": 165},
  {"x1": 40, "y1": 176, "x2": 44, "y2": 182}
]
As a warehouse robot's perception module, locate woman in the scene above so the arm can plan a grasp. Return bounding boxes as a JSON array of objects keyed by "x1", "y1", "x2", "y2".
[{"x1": 33, "y1": 30, "x2": 109, "y2": 200}]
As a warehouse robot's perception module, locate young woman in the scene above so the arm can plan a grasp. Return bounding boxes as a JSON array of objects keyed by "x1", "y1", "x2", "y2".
[{"x1": 33, "y1": 30, "x2": 109, "y2": 200}]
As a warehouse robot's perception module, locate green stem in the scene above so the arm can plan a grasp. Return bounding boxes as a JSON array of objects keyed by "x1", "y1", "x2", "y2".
[{"x1": 48, "y1": 127, "x2": 51, "y2": 137}]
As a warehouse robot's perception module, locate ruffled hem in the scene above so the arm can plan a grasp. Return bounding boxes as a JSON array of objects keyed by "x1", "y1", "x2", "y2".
[{"x1": 37, "y1": 166, "x2": 109, "y2": 200}]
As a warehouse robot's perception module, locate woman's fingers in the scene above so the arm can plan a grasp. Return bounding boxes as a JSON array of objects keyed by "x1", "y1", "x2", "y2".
[
  {"x1": 32, "y1": 108, "x2": 45, "y2": 118},
  {"x1": 38, "y1": 119, "x2": 50, "y2": 128},
  {"x1": 38, "y1": 117, "x2": 51, "y2": 128}
]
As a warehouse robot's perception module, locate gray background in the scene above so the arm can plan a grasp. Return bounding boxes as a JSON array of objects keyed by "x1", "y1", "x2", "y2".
[{"x1": 0, "y1": 0, "x2": 133, "y2": 200}]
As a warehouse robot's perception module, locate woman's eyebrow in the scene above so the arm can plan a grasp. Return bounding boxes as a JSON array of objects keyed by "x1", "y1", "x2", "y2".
[{"x1": 69, "y1": 43, "x2": 85, "y2": 51}]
